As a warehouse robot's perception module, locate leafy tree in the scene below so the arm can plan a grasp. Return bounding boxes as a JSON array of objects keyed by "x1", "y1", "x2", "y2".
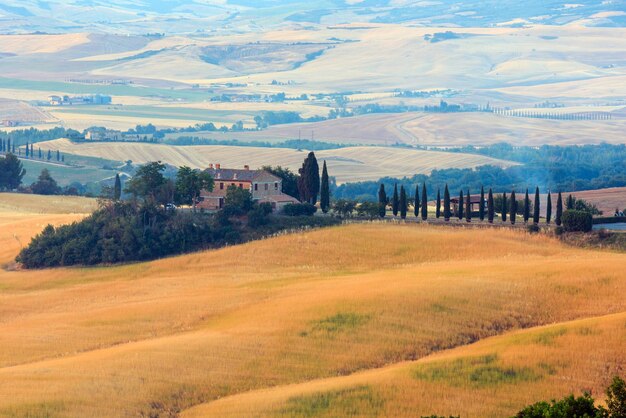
[
  {"x1": 606, "y1": 376, "x2": 626, "y2": 417},
  {"x1": 356, "y1": 202, "x2": 380, "y2": 220},
  {"x1": 0, "y1": 153, "x2": 26, "y2": 191},
  {"x1": 333, "y1": 199, "x2": 356, "y2": 218},
  {"x1": 421, "y1": 183, "x2": 428, "y2": 221},
  {"x1": 297, "y1": 152, "x2": 320, "y2": 205},
  {"x1": 534, "y1": 187, "x2": 541, "y2": 225},
  {"x1": 556, "y1": 192, "x2": 563, "y2": 226},
  {"x1": 436, "y1": 188, "x2": 441, "y2": 219},
  {"x1": 513, "y1": 393, "x2": 603, "y2": 418},
  {"x1": 223, "y1": 184, "x2": 253, "y2": 216},
  {"x1": 124, "y1": 161, "x2": 167, "y2": 203},
  {"x1": 392, "y1": 183, "x2": 399, "y2": 216},
  {"x1": 175, "y1": 166, "x2": 214, "y2": 210},
  {"x1": 524, "y1": 189, "x2": 530, "y2": 223},
  {"x1": 488, "y1": 188, "x2": 494, "y2": 223},
  {"x1": 546, "y1": 192, "x2": 552, "y2": 224},
  {"x1": 31, "y1": 169, "x2": 60, "y2": 195},
  {"x1": 479, "y1": 186, "x2": 485, "y2": 221},
  {"x1": 320, "y1": 160, "x2": 330, "y2": 213},
  {"x1": 113, "y1": 173, "x2": 122, "y2": 201},
  {"x1": 458, "y1": 190, "x2": 464, "y2": 220},
  {"x1": 465, "y1": 189, "x2": 471, "y2": 222},
  {"x1": 443, "y1": 184, "x2": 451, "y2": 221},
  {"x1": 510, "y1": 190, "x2": 517, "y2": 225},
  {"x1": 262, "y1": 165, "x2": 300, "y2": 199},
  {"x1": 501, "y1": 192, "x2": 507, "y2": 222},
  {"x1": 378, "y1": 184, "x2": 387, "y2": 218},
  {"x1": 414, "y1": 184, "x2": 420, "y2": 217},
  {"x1": 399, "y1": 186, "x2": 407, "y2": 219}
]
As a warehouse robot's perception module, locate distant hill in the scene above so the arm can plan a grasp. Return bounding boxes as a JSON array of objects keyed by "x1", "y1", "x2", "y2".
[{"x1": 0, "y1": 0, "x2": 624, "y2": 34}]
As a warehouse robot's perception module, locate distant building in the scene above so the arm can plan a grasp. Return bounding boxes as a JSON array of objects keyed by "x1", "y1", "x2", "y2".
[
  {"x1": 84, "y1": 128, "x2": 122, "y2": 141},
  {"x1": 198, "y1": 164, "x2": 300, "y2": 211},
  {"x1": 47, "y1": 94, "x2": 112, "y2": 106}
]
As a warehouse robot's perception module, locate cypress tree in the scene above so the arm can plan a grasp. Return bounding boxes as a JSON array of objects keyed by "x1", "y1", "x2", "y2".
[
  {"x1": 524, "y1": 189, "x2": 530, "y2": 224},
  {"x1": 30, "y1": 144, "x2": 34, "y2": 157},
  {"x1": 458, "y1": 190, "x2": 464, "y2": 220},
  {"x1": 465, "y1": 190, "x2": 471, "y2": 222},
  {"x1": 320, "y1": 160, "x2": 330, "y2": 213},
  {"x1": 436, "y1": 189, "x2": 441, "y2": 219},
  {"x1": 479, "y1": 186, "x2": 485, "y2": 221},
  {"x1": 421, "y1": 183, "x2": 428, "y2": 221},
  {"x1": 546, "y1": 192, "x2": 552, "y2": 224},
  {"x1": 6, "y1": 138, "x2": 10, "y2": 153},
  {"x1": 12, "y1": 142, "x2": 15, "y2": 153},
  {"x1": 378, "y1": 184, "x2": 387, "y2": 218},
  {"x1": 114, "y1": 173, "x2": 122, "y2": 201},
  {"x1": 510, "y1": 190, "x2": 517, "y2": 225},
  {"x1": 487, "y1": 188, "x2": 494, "y2": 223},
  {"x1": 399, "y1": 186, "x2": 407, "y2": 219},
  {"x1": 25, "y1": 142, "x2": 29, "y2": 157},
  {"x1": 392, "y1": 184, "x2": 399, "y2": 216},
  {"x1": 556, "y1": 192, "x2": 563, "y2": 226},
  {"x1": 443, "y1": 184, "x2": 451, "y2": 221},
  {"x1": 567, "y1": 194, "x2": 574, "y2": 210},
  {"x1": 56, "y1": 150, "x2": 61, "y2": 162},
  {"x1": 47, "y1": 149, "x2": 52, "y2": 160},
  {"x1": 533, "y1": 187, "x2": 540, "y2": 225},
  {"x1": 38, "y1": 148, "x2": 42, "y2": 159},
  {"x1": 414, "y1": 184, "x2": 420, "y2": 218},
  {"x1": 501, "y1": 192, "x2": 507, "y2": 222},
  {"x1": 1, "y1": 138, "x2": 4, "y2": 152},
  {"x1": 297, "y1": 152, "x2": 320, "y2": 204}
]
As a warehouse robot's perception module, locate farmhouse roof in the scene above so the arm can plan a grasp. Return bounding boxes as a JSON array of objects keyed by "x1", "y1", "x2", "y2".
[{"x1": 204, "y1": 166, "x2": 280, "y2": 183}]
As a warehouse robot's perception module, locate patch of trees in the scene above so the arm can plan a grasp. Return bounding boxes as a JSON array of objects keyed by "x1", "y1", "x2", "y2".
[
  {"x1": 0, "y1": 153, "x2": 25, "y2": 191},
  {"x1": 163, "y1": 137, "x2": 345, "y2": 151}
]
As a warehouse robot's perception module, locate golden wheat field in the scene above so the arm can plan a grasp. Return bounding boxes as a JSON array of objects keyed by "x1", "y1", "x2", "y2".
[
  {"x1": 0, "y1": 195, "x2": 625, "y2": 417},
  {"x1": 36, "y1": 139, "x2": 516, "y2": 184}
]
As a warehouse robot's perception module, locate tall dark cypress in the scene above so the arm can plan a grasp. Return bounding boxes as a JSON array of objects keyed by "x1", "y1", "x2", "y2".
[
  {"x1": 556, "y1": 192, "x2": 563, "y2": 226},
  {"x1": 399, "y1": 186, "x2": 407, "y2": 219},
  {"x1": 524, "y1": 189, "x2": 530, "y2": 224},
  {"x1": 465, "y1": 190, "x2": 471, "y2": 222},
  {"x1": 421, "y1": 183, "x2": 428, "y2": 221},
  {"x1": 297, "y1": 152, "x2": 320, "y2": 205},
  {"x1": 501, "y1": 192, "x2": 507, "y2": 222},
  {"x1": 114, "y1": 173, "x2": 122, "y2": 201},
  {"x1": 487, "y1": 188, "x2": 495, "y2": 223},
  {"x1": 436, "y1": 189, "x2": 441, "y2": 219},
  {"x1": 6, "y1": 138, "x2": 10, "y2": 153},
  {"x1": 38, "y1": 148, "x2": 42, "y2": 159},
  {"x1": 510, "y1": 190, "x2": 517, "y2": 225},
  {"x1": 567, "y1": 194, "x2": 574, "y2": 210},
  {"x1": 47, "y1": 149, "x2": 52, "y2": 160},
  {"x1": 25, "y1": 142, "x2": 29, "y2": 157},
  {"x1": 56, "y1": 150, "x2": 61, "y2": 162},
  {"x1": 320, "y1": 160, "x2": 330, "y2": 213},
  {"x1": 392, "y1": 184, "x2": 399, "y2": 216},
  {"x1": 533, "y1": 187, "x2": 540, "y2": 225},
  {"x1": 414, "y1": 184, "x2": 420, "y2": 218},
  {"x1": 458, "y1": 190, "x2": 464, "y2": 220},
  {"x1": 443, "y1": 184, "x2": 451, "y2": 221},
  {"x1": 546, "y1": 192, "x2": 552, "y2": 224},
  {"x1": 378, "y1": 184, "x2": 387, "y2": 218},
  {"x1": 30, "y1": 144, "x2": 34, "y2": 157},
  {"x1": 479, "y1": 186, "x2": 485, "y2": 221}
]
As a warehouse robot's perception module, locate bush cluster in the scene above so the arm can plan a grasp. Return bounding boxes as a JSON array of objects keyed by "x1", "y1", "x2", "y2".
[
  {"x1": 562, "y1": 210, "x2": 593, "y2": 232},
  {"x1": 282, "y1": 203, "x2": 317, "y2": 216}
]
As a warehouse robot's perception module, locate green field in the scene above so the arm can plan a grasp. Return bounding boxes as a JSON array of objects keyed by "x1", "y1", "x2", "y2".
[{"x1": 20, "y1": 159, "x2": 116, "y2": 186}]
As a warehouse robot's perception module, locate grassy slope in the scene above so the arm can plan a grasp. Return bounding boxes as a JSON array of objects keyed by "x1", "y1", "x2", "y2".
[
  {"x1": 0, "y1": 201, "x2": 625, "y2": 416},
  {"x1": 36, "y1": 139, "x2": 517, "y2": 184}
]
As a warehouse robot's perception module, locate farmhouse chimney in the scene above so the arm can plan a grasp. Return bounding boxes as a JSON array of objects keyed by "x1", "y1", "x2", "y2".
[
  {"x1": 216, "y1": 163, "x2": 221, "y2": 169},
  {"x1": 244, "y1": 165, "x2": 249, "y2": 170},
  {"x1": 209, "y1": 163, "x2": 214, "y2": 169}
]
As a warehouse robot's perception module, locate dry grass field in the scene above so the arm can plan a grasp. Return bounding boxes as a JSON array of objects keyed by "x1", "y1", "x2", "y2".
[
  {"x1": 37, "y1": 139, "x2": 517, "y2": 183},
  {"x1": 0, "y1": 194, "x2": 625, "y2": 417}
]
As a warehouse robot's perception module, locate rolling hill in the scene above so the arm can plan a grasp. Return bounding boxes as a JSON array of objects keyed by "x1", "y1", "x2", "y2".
[{"x1": 0, "y1": 196, "x2": 625, "y2": 417}]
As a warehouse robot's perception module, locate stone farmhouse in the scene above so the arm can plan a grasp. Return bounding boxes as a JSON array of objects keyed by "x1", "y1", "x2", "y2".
[{"x1": 197, "y1": 164, "x2": 300, "y2": 211}]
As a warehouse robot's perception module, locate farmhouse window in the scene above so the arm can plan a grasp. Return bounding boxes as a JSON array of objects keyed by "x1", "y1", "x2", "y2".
[
  {"x1": 254, "y1": 184, "x2": 258, "y2": 191},
  {"x1": 220, "y1": 182, "x2": 224, "y2": 190},
  {"x1": 264, "y1": 184, "x2": 269, "y2": 191},
  {"x1": 274, "y1": 182, "x2": 278, "y2": 190},
  {"x1": 239, "y1": 183, "x2": 243, "y2": 188}
]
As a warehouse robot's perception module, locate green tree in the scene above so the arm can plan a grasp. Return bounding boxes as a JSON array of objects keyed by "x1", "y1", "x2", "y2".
[
  {"x1": 501, "y1": 192, "x2": 507, "y2": 222},
  {"x1": 378, "y1": 184, "x2": 387, "y2": 218},
  {"x1": 223, "y1": 184, "x2": 253, "y2": 216},
  {"x1": 510, "y1": 190, "x2": 517, "y2": 225},
  {"x1": 320, "y1": 160, "x2": 330, "y2": 213},
  {"x1": 546, "y1": 192, "x2": 552, "y2": 224},
  {"x1": 443, "y1": 184, "x2": 451, "y2": 221},
  {"x1": 113, "y1": 173, "x2": 122, "y2": 201},
  {"x1": 414, "y1": 184, "x2": 420, "y2": 217},
  {"x1": 488, "y1": 188, "x2": 494, "y2": 223},
  {"x1": 31, "y1": 169, "x2": 60, "y2": 195},
  {"x1": 567, "y1": 194, "x2": 575, "y2": 210},
  {"x1": 399, "y1": 186, "x2": 407, "y2": 219},
  {"x1": 436, "y1": 188, "x2": 441, "y2": 219},
  {"x1": 392, "y1": 183, "x2": 399, "y2": 216},
  {"x1": 25, "y1": 142, "x2": 29, "y2": 158},
  {"x1": 297, "y1": 152, "x2": 320, "y2": 205},
  {"x1": 479, "y1": 186, "x2": 485, "y2": 221},
  {"x1": 421, "y1": 183, "x2": 428, "y2": 221},
  {"x1": 47, "y1": 149, "x2": 52, "y2": 161},
  {"x1": 124, "y1": 161, "x2": 167, "y2": 203},
  {"x1": 175, "y1": 166, "x2": 214, "y2": 211},
  {"x1": 556, "y1": 192, "x2": 563, "y2": 226},
  {"x1": 465, "y1": 189, "x2": 471, "y2": 222},
  {"x1": 606, "y1": 376, "x2": 626, "y2": 417},
  {"x1": 0, "y1": 153, "x2": 26, "y2": 191},
  {"x1": 524, "y1": 189, "x2": 530, "y2": 223},
  {"x1": 56, "y1": 150, "x2": 60, "y2": 162},
  {"x1": 534, "y1": 186, "x2": 541, "y2": 225},
  {"x1": 458, "y1": 190, "x2": 464, "y2": 220}
]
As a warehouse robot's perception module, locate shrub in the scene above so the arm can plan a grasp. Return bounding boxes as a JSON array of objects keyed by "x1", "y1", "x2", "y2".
[
  {"x1": 562, "y1": 210, "x2": 593, "y2": 233},
  {"x1": 282, "y1": 203, "x2": 317, "y2": 216},
  {"x1": 527, "y1": 224, "x2": 540, "y2": 234},
  {"x1": 555, "y1": 226, "x2": 564, "y2": 236}
]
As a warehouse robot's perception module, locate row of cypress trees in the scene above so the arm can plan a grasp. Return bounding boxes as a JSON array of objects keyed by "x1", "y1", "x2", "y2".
[{"x1": 378, "y1": 184, "x2": 565, "y2": 226}]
